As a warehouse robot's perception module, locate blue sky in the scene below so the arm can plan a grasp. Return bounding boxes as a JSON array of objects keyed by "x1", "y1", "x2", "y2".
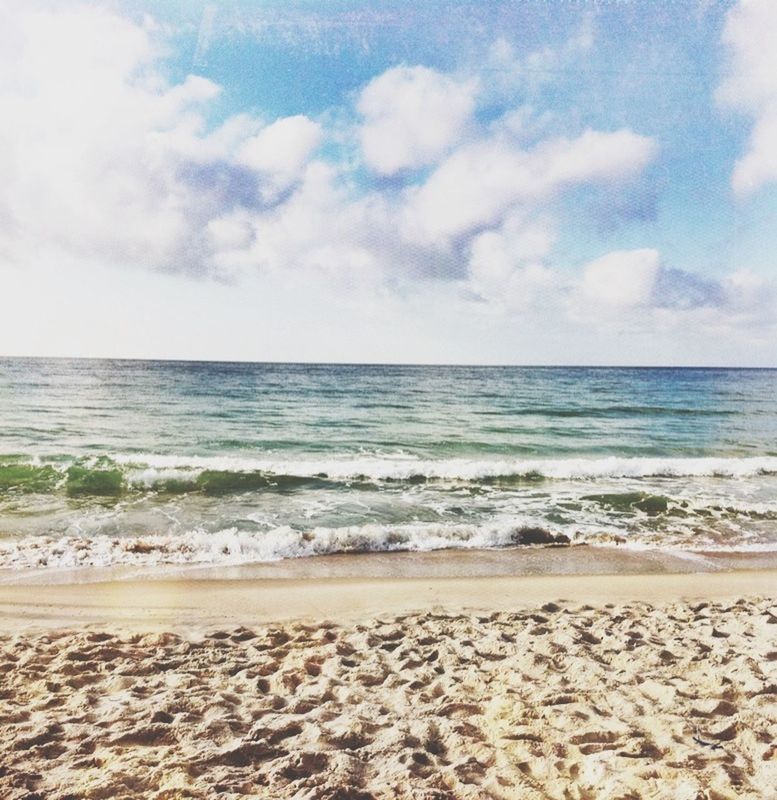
[{"x1": 1, "y1": 0, "x2": 776, "y2": 364}]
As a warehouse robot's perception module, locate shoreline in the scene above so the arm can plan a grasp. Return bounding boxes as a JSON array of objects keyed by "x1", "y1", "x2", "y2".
[
  {"x1": 0, "y1": 565, "x2": 775, "y2": 634},
  {"x1": 2, "y1": 542, "x2": 777, "y2": 588},
  {"x1": 1, "y1": 545, "x2": 775, "y2": 634}
]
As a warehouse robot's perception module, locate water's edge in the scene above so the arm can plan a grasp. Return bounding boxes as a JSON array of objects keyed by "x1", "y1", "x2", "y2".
[{"x1": 3, "y1": 544, "x2": 776, "y2": 586}]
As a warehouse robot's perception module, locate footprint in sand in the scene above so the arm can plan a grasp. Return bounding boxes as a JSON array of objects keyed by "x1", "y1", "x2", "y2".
[
  {"x1": 109, "y1": 723, "x2": 177, "y2": 747},
  {"x1": 570, "y1": 730, "x2": 624, "y2": 755},
  {"x1": 279, "y1": 750, "x2": 329, "y2": 780}
]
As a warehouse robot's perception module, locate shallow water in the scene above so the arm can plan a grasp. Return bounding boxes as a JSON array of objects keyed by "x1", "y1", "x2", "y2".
[{"x1": 2, "y1": 358, "x2": 777, "y2": 571}]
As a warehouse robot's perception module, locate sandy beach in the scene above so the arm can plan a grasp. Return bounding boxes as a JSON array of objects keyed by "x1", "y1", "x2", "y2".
[
  {"x1": 1, "y1": 566, "x2": 775, "y2": 799},
  {"x1": 5, "y1": 0, "x2": 777, "y2": 794}
]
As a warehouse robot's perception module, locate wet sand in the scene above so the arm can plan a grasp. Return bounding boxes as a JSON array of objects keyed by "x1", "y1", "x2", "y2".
[{"x1": 3, "y1": 541, "x2": 777, "y2": 587}]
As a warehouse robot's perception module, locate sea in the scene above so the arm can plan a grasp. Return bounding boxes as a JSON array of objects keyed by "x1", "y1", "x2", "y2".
[{"x1": 1, "y1": 358, "x2": 776, "y2": 574}]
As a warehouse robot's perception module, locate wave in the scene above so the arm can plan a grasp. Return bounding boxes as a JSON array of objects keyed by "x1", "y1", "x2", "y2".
[
  {"x1": 2, "y1": 453, "x2": 777, "y2": 496},
  {"x1": 111, "y1": 453, "x2": 777, "y2": 482},
  {"x1": 3, "y1": 519, "x2": 776, "y2": 572},
  {"x1": 0, "y1": 521, "x2": 549, "y2": 569}
]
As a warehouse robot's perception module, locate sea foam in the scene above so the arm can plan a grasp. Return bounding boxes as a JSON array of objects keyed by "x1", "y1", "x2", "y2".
[
  {"x1": 2, "y1": 518, "x2": 776, "y2": 573},
  {"x1": 0, "y1": 521, "x2": 527, "y2": 570},
  {"x1": 113, "y1": 453, "x2": 777, "y2": 484}
]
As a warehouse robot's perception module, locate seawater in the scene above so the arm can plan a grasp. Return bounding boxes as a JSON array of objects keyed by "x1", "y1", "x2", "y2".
[{"x1": 1, "y1": 358, "x2": 777, "y2": 571}]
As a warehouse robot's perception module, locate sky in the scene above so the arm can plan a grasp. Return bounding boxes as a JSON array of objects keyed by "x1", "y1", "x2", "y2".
[{"x1": 1, "y1": 0, "x2": 776, "y2": 366}]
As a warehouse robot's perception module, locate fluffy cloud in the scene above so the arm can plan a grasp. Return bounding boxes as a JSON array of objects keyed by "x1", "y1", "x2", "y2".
[
  {"x1": 718, "y1": 0, "x2": 777, "y2": 195},
  {"x1": 579, "y1": 249, "x2": 661, "y2": 308},
  {"x1": 218, "y1": 161, "x2": 460, "y2": 288},
  {"x1": 236, "y1": 115, "x2": 322, "y2": 201},
  {"x1": 0, "y1": 3, "x2": 655, "y2": 293},
  {"x1": 0, "y1": 5, "x2": 669, "y2": 322},
  {"x1": 234, "y1": 162, "x2": 386, "y2": 280},
  {"x1": 468, "y1": 214, "x2": 556, "y2": 311},
  {"x1": 0, "y1": 4, "x2": 321, "y2": 277},
  {"x1": 357, "y1": 66, "x2": 476, "y2": 175},
  {"x1": 402, "y1": 129, "x2": 656, "y2": 245},
  {"x1": 3, "y1": 1, "x2": 771, "y2": 357},
  {"x1": 567, "y1": 249, "x2": 775, "y2": 336}
]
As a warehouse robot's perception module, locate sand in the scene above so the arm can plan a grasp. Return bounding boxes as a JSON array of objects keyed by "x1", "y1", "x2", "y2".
[{"x1": 0, "y1": 569, "x2": 776, "y2": 799}]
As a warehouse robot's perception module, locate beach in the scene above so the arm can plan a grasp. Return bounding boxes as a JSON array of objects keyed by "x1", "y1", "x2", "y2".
[
  {"x1": 2, "y1": 363, "x2": 777, "y2": 797},
  {"x1": 5, "y1": 0, "x2": 777, "y2": 792},
  {"x1": 1, "y1": 563, "x2": 775, "y2": 799}
]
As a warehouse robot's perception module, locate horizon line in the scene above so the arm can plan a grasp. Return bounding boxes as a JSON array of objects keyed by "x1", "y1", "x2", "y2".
[{"x1": 1, "y1": 354, "x2": 775, "y2": 371}]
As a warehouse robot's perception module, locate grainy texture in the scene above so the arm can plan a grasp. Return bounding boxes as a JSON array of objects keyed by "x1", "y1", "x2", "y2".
[{"x1": 1, "y1": 598, "x2": 776, "y2": 799}]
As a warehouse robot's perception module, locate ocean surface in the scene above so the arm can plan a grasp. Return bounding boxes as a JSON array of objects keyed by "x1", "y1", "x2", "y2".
[{"x1": 1, "y1": 358, "x2": 777, "y2": 574}]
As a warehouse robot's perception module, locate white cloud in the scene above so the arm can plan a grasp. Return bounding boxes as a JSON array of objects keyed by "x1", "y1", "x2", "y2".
[
  {"x1": 579, "y1": 249, "x2": 661, "y2": 308},
  {"x1": 468, "y1": 214, "x2": 557, "y2": 311},
  {"x1": 0, "y1": 4, "x2": 321, "y2": 278},
  {"x1": 729, "y1": 109, "x2": 777, "y2": 198},
  {"x1": 0, "y1": 4, "x2": 656, "y2": 297},
  {"x1": 0, "y1": 3, "x2": 774, "y2": 368},
  {"x1": 566, "y1": 249, "x2": 776, "y2": 339},
  {"x1": 244, "y1": 162, "x2": 382, "y2": 279},
  {"x1": 357, "y1": 65, "x2": 476, "y2": 175},
  {"x1": 491, "y1": 105, "x2": 555, "y2": 143},
  {"x1": 0, "y1": 5, "x2": 663, "y2": 332},
  {"x1": 718, "y1": 0, "x2": 777, "y2": 196},
  {"x1": 403, "y1": 129, "x2": 656, "y2": 244},
  {"x1": 236, "y1": 115, "x2": 322, "y2": 199}
]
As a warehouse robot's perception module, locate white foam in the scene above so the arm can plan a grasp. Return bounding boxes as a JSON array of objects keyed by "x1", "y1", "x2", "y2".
[
  {"x1": 111, "y1": 453, "x2": 777, "y2": 483},
  {"x1": 0, "y1": 520, "x2": 538, "y2": 570},
  {"x1": 3, "y1": 519, "x2": 776, "y2": 572}
]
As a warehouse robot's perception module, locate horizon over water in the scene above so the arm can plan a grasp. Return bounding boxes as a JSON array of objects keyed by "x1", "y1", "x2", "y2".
[
  {"x1": 2, "y1": 357, "x2": 777, "y2": 576},
  {"x1": 6, "y1": 355, "x2": 777, "y2": 369}
]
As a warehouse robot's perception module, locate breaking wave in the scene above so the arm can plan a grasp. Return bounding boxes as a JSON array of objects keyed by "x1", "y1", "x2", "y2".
[
  {"x1": 99, "y1": 453, "x2": 777, "y2": 483},
  {"x1": 0, "y1": 521, "x2": 555, "y2": 570},
  {"x1": 2, "y1": 518, "x2": 776, "y2": 572},
  {"x1": 2, "y1": 453, "x2": 777, "y2": 498}
]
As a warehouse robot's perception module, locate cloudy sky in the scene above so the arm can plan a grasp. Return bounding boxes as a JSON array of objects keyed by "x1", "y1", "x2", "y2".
[{"x1": 1, "y1": 0, "x2": 776, "y2": 365}]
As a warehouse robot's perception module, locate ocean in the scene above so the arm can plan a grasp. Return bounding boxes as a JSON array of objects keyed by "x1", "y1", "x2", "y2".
[{"x1": 1, "y1": 358, "x2": 776, "y2": 573}]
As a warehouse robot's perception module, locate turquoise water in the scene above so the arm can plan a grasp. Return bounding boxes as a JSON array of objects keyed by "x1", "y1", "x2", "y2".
[{"x1": 1, "y1": 358, "x2": 777, "y2": 570}]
